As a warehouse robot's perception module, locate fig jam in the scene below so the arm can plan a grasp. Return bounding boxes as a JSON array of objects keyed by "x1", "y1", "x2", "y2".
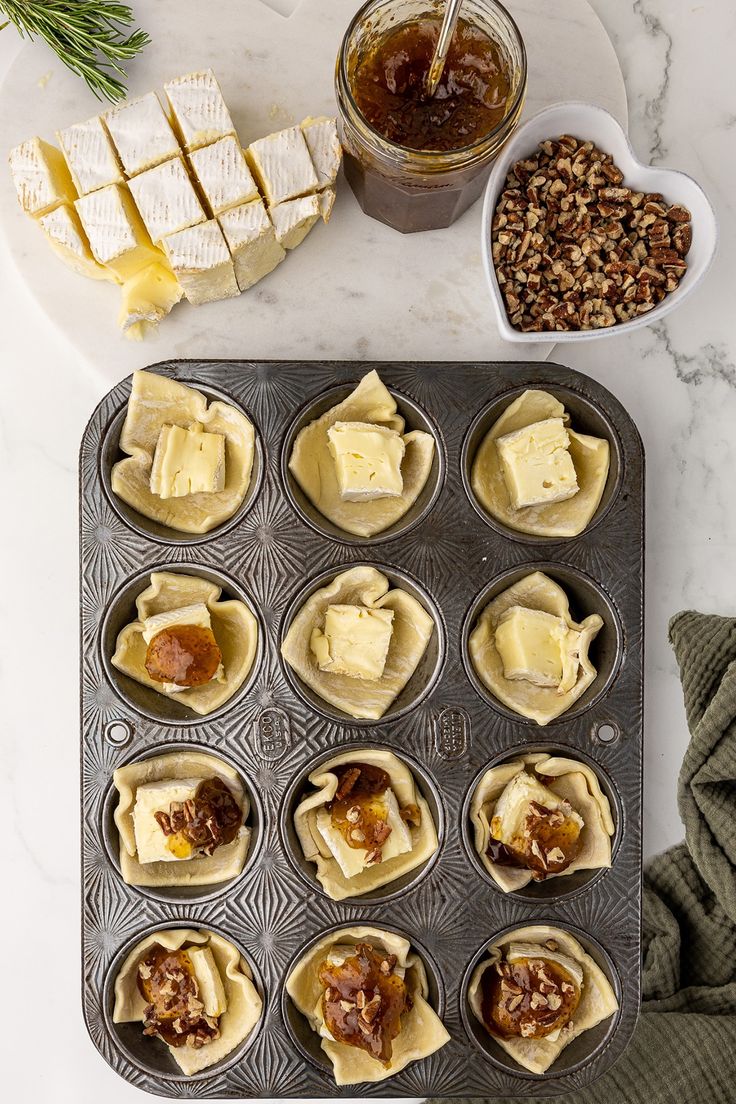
[
  {"x1": 319, "y1": 943, "x2": 409, "y2": 1064},
  {"x1": 481, "y1": 954, "x2": 580, "y2": 1040},
  {"x1": 352, "y1": 17, "x2": 513, "y2": 152},
  {"x1": 145, "y1": 623, "x2": 222, "y2": 687}
]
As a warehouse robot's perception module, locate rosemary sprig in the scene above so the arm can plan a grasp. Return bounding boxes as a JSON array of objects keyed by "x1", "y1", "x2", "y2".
[{"x1": 0, "y1": 1, "x2": 150, "y2": 102}]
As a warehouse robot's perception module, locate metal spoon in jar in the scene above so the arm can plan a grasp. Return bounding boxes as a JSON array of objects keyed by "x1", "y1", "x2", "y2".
[{"x1": 424, "y1": 0, "x2": 464, "y2": 98}]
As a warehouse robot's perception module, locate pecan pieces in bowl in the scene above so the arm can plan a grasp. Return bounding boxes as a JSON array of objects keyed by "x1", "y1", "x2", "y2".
[{"x1": 491, "y1": 134, "x2": 692, "y2": 332}]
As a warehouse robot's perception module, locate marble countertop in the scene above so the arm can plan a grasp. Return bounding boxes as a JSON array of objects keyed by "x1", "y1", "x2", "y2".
[{"x1": 1, "y1": 1, "x2": 734, "y2": 1101}]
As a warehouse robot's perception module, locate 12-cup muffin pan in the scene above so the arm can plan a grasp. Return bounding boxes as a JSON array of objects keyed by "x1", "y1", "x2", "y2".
[{"x1": 79, "y1": 360, "x2": 644, "y2": 1098}]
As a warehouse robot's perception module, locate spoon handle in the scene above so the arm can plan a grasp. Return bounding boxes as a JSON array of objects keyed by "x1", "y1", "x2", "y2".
[{"x1": 425, "y1": 0, "x2": 465, "y2": 98}]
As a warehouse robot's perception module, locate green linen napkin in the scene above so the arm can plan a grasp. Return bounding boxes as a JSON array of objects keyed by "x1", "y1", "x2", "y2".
[{"x1": 431, "y1": 610, "x2": 736, "y2": 1103}]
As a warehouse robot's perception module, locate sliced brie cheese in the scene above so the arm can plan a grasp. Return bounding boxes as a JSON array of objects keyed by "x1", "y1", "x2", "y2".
[
  {"x1": 164, "y1": 69, "x2": 236, "y2": 151},
  {"x1": 38, "y1": 202, "x2": 116, "y2": 282},
  {"x1": 162, "y1": 218, "x2": 240, "y2": 305},
  {"x1": 103, "y1": 91, "x2": 180, "y2": 176},
  {"x1": 8, "y1": 137, "x2": 77, "y2": 217},
  {"x1": 317, "y1": 186, "x2": 336, "y2": 223},
  {"x1": 492, "y1": 772, "x2": 583, "y2": 846},
  {"x1": 150, "y1": 421, "x2": 226, "y2": 497},
  {"x1": 187, "y1": 946, "x2": 228, "y2": 1016},
  {"x1": 301, "y1": 116, "x2": 342, "y2": 188},
  {"x1": 188, "y1": 136, "x2": 259, "y2": 216},
  {"x1": 56, "y1": 115, "x2": 123, "y2": 195},
  {"x1": 327, "y1": 421, "x2": 405, "y2": 501},
  {"x1": 269, "y1": 193, "x2": 320, "y2": 250},
  {"x1": 75, "y1": 184, "x2": 164, "y2": 281},
  {"x1": 218, "y1": 199, "x2": 285, "y2": 291},
  {"x1": 315, "y1": 786, "x2": 412, "y2": 879},
  {"x1": 128, "y1": 155, "x2": 206, "y2": 244},
  {"x1": 495, "y1": 605, "x2": 582, "y2": 692},
  {"x1": 246, "y1": 126, "x2": 319, "y2": 206},
  {"x1": 118, "y1": 262, "x2": 184, "y2": 340},
  {"x1": 132, "y1": 776, "x2": 204, "y2": 863},
  {"x1": 497, "y1": 417, "x2": 579, "y2": 510},
  {"x1": 310, "y1": 604, "x2": 394, "y2": 681}
]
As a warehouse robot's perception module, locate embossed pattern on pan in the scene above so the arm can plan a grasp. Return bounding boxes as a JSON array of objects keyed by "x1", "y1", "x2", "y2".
[{"x1": 80, "y1": 360, "x2": 644, "y2": 1098}]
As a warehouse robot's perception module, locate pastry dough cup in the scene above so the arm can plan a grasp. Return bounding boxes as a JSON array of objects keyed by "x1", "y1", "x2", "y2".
[
  {"x1": 280, "y1": 562, "x2": 445, "y2": 725},
  {"x1": 461, "y1": 383, "x2": 622, "y2": 542},
  {"x1": 280, "y1": 743, "x2": 443, "y2": 903},
  {"x1": 101, "y1": 742, "x2": 262, "y2": 903},
  {"x1": 101, "y1": 563, "x2": 263, "y2": 724},
  {"x1": 462, "y1": 563, "x2": 623, "y2": 726},
  {"x1": 461, "y1": 744, "x2": 621, "y2": 903},
  {"x1": 101, "y1": 372, "x2": 263, "y2": 544},
  {"x1": 461, "y1": 922, "x2": 621, "y2": 1079},
  {"x1": 103, "y1": 922, "x2": 264, "y2": 1080},
  {"x1": 282, "y1": 381, "x2": 444, "y2": 544},
  {"x1": 282, "y1": 923, "x2": 447, "y2": 1085}
]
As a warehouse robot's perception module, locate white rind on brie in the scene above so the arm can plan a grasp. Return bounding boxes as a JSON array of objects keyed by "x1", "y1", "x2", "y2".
[
  {"x1": 128, "y1": 155, "x2": 206, "y2": 244},
  {"x1": 56, "y1": 115, "x2": 124, "y2": 195},
  {"x1": 164, "y1": 69, "x2": 236, "y2": 151},
  {"x1": 300, "y1": 116, "x2": 342, "y2": 188},
  {"x1": 75, "y1": 183, "x2": 164, "y2": 282},
  {"x1": 162, "y1": 218, "x2": 240, "y2": 305},
  {"x1": 246, "y1": 126, "x2": 319, "y2": 206},
  {"x1": 269, "y1": 194, "x2": 320, "y2": 250},
  {"x1": 8, "y1": 137, "x2": 77, "y2": 217},
  {"x1": 103, "y1": 92, "x2": 181, "y2": 176},
  {"x1": 188, "y1": 136, "x2": 260, "y2": 216},
  {"x1": 218, "y1": 199, "x2": 285, "y2": 291},
  {"x1": 39, "y1": 202, "x2": 116, "y2": 282}
]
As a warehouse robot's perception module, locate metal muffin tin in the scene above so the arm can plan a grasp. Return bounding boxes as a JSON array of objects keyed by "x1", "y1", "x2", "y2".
[{"x1": 79, "y1": 360, "x2": 644, "y2": 1098}]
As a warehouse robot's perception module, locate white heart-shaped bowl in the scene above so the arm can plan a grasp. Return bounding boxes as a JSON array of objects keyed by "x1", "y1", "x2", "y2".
[{"x1": 480, "y1": 101, "x2": 717, "y2": 342}]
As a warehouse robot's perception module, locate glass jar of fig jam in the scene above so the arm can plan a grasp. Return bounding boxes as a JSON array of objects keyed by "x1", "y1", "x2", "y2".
[{"x1": 336, "y1": 0, "x2": 527, "y2": 233}]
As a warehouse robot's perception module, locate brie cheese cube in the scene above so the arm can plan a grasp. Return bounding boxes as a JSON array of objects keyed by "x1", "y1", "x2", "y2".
[
  {"x1": 103, "y1": 92, "x2": 180, "y2": 176},
  {"x1": 128, "y1": 155, "x2": 206, "y2": 244},
  {"x1": 493, "y1": 772, "x2": 583, "y2": 845},
  {"x1": 188, "y1": 136, "x2": 259, "y2": 216},
  {"x1": 141, "y1": 601, "x2": 213, "y2": 645},
  {"x1": 162, "y1": 219, "x2": 240, "y2": 305},
  {"x1": 150, "y1": 421, "x2": 226, "y2": 498},
  {"x1": 8, "y1": 137, "x2": 77, "y2": 217},
  {"x1": 218, "y1": 199, "x2": 285, "y2": 291},
  {"x1": 246, "y1": 126, "x2": 319, "y2": 206},
  {"x1": 164, "y1": 69, "x2": 236, "y2": 151},
  {"x1": 328, "y1": 421, "x2": 405, "y2": 501},
  {"x1": 75, "y1": 184, "x2": 164, "y2": 281},
  {"x1": 118, "y1": 262, "x2": 184, "y2": 340},
  {"x1": 187, "y1": 946, "x2": 228, "y2": 1016},
  {"x1": 497, "y1": 417, "x2": 579, "y2": 510},
  {"x1": 495, "y1": 605, "x2": 582, "y2": 692},
  {"x1": 56, "y1": 115, "x2": 124, "y2": 195},
  {"x1": 301, "y1": 116, "x2": 342, "y2": 188},
  {"x1": 269, "y1": 194, "x2": 320, "y2": 249},
  {"x1": 310, "y1": 604, "x2": 394, "y2": 681},
  {"x1": 315, "y1": 787, "x2": 412, "y2": 878},
  {"x1": 38, "y1": 203, "x2": 115, "y2": 282},
  {"x1": 132, "y1": 776, "x2": 204, "y2": 863},
  {"x1": 317, "y1": 186, "x2": 336, "y2": 223}
]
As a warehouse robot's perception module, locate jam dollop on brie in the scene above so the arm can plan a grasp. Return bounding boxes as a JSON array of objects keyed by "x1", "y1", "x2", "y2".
[
  {"x1": 137, "y1": 943, "x2": 227, "y2": 1048},
  {"x1": 145, "y1": 623, "x2": 222, "y2": 687},
  {"x1": 319, "y1": 943, "x2": 410, "y2": 1065},
  {"x1": 481, "y1": 941, "x2": 582, "y2": 1041},
  {"x1": 487, "y1": 771, "x2": 583, "y2": 880}
]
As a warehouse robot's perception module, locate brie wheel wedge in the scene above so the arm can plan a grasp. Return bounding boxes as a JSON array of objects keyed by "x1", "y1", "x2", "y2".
[
  {"x1": 269, "y1": 193, "x2": 320, "y2": 249},
  {"x1": 164, "y1": 69, "x2": 237, "y2": 151},
  {"x1": 188, "y1": 136, "x2": 260, "y2": 216},
  {"x1": 39, "y1": 202, "x2": 117, "y2": 282},
  {"x1": 9, "y1": 136, "x2": 77, "y2": 217},
  {"x1": 128, "y1": 155, "x2": 207, "y2": 244},
  {"x1": 162, "y1": 219, "x2": 239, "y2": 305},
  {"x1": 300, "y1": 116, "x2": 342, "y2": 188},
  {"x1": 56, "y1": 115, "x2": 124, "y2": 195},
  {"x1": 103, "y1": 92, "x2": 181, "y2": 176},
  {"x1": 218, "y1": 199, "x2": 285, "y2": 291},
  {"x1": 246, "y1": 125, "x2": 319, "y2": 206}
]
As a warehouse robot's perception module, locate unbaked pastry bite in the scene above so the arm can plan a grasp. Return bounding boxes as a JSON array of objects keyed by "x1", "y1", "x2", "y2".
[
  {"x1": 280, "y1": 565, "x2": 435, "y2": 720},
  {"x1": 113, "y1": 750, "x2": 251, "y2": 888},
  {"x1": 293, "y1": 749, "x2": 438, "y2": 900},
  {"x1": 111, "y1": 370, "x2": 255, "y2": 535},
  {"x1": 286, "y1": 926, "x2": 449, "y2": 1085},
  {"x1": 468, "y1": 571, "x2": 603, "y2": 725},
  {"x1": 468, "y1": 925, "x2": 618, "y2": 1074},
  {"x1": 113, "y1": 927, "x2": 261, "y2": 1075},
  {"x1": 471, "y1": 389, "x2": 610, "y2": 538},
  {"x1": 470, "y1": 753, "x2": 614, "y2": 892},
  {"x1": 111, "y1": 571, "x2": 258, "y2": 716},
  {"x1": 288, "y1": 370, "x2": 435, "y2": 537}
]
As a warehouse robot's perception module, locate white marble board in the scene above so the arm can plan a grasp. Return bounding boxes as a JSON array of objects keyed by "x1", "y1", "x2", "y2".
[{"x1": 0, "y1": 0, "x2": 626, "y2": 384}]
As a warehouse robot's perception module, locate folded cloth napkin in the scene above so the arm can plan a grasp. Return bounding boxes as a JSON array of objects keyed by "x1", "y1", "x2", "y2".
[{"x1": 430, "y1": 610, "x2": 736, "y2": 1104}]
